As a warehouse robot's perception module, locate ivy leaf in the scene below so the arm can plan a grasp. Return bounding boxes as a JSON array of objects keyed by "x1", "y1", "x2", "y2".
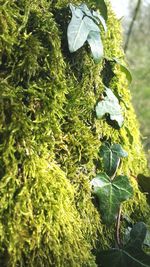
[
  {"x1": 114, "y1": 58, "x2": 132, "y2": 84},
  {"x1": 95, "y1": 0, "x2": 107, "y2": 21},
  {"x1": 91, "y1": 173, "x2": 133, "y2": 224},
  {"x1": 124, "y1": 224, "x2": 150, "y2": 248},
  {"x1": 144, "y1": 228, "x2": 150, "y2": 248},
  {"x1": 137, "y1": 174, "x2": 150, "y2": 204},
  {"x1": 137, "y1": 174, "x2": 150, "y2": 194},
  {"x1": 127, "y1": 222, "x2": 147, "y2": 248},
  {"x1": 124, "y1": 226, "x2": 132, "y2": 245},
  {"x1": 87, "y1": 31, "x2": 103, "y2": 63},
  {"x1": 69, "y1": 3, "x2": 83, "y2": 18},
  {"x1": 77, "y1": 3, "x2": 93, "y2": 18},
  {"x1": 67, "y1": 5, "x2": 93, "y2": 52},
  {"x1": 92, "y1": 10, "x2": 107, "y2": 32},
  {"x1": 99, "y1": 222, "x2": 150, "y2": 267},
  {"x1": 76, "y1": 4, "x2": 107, "y2": 31},
  {"x1": 67, "y1": 4, "x2": 104, "y2": 62},
  {"x1": 95, "y1": 88, "x2": 124, "y2": 127},
  {"x1": 100, "y1": 142, "x2": 128, "y2": 176}
]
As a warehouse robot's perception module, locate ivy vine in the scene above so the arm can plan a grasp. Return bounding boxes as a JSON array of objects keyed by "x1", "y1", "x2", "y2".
[
  {"x1": 91, "y1": 142, "x2": 133, "y2": 225},
  {"x1": 97, "y1": 222, "x2": 150, "y2": 267},
  {"x1": 66, "y1": 2, "x2": 150, "y2": 267}
]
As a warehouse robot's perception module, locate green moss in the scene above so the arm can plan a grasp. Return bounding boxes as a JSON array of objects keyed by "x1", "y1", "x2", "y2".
[
  {"x1": 0, "y1": 0, "x2": 149, "y2": 266},
  {"x1": 0, "y1": 158, "x2": 99, "y2": 267}
]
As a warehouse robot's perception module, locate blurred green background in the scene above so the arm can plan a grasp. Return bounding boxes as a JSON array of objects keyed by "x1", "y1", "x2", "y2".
[{"x1": 111, "y1": 0, "x2": 150, "y2": 167}]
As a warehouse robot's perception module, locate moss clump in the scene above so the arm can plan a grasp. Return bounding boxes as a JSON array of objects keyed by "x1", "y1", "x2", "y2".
[
  {"x1": 0, "y1": 0, "x2": 149, "y2": 266},
  {"x1": 0, "y1": 157, "x2": 98, "y2": 267}
]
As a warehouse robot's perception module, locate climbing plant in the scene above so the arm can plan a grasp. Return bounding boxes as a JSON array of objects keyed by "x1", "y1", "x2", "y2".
[
  {"x1": 67, "y1": 2, "x2": 150, "y2": 266},
  {"x1": 67, "y1": 3, "x2": 106, "y2": 62},
  {"x1": 0, "y1": 0, "x2": 149, "y2": 267}
]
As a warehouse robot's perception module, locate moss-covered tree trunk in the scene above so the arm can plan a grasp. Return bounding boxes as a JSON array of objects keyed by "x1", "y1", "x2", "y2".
[{"x1": 0, "y1": 0, "x2": 149, "y2": 266}]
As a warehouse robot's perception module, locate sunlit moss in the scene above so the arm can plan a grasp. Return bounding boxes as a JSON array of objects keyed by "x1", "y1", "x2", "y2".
[{"x1": 0, "y1": 0, "x2": 149, "y2": 266}]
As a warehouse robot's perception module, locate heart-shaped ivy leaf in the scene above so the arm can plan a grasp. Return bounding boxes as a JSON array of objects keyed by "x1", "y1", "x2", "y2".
[
  {"x1": 67, "y1": 5, "x2": 95, "y2": 52},
  {"x1": 98, "y1": 222, "x2": 150, "y2": 267},
  {"x1": 100, "y1": 142, "x2": 128, "y2": 176},
  {"x1": 95, "y1": 88, "x2": 124, "y2": 127},
  {"x1": 91, "y1": 173, "x2": 133, "y2": 224},
  {"x1": 67, "y1": 4, "x2": 104, "y2": 62}
]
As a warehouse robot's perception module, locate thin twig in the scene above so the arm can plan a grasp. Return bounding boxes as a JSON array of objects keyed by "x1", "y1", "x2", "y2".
[{"x1": 124, "y1": 0, "x2": 141, "y2": 52}]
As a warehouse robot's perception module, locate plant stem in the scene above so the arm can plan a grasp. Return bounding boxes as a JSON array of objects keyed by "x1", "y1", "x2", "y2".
[
  {"x1": 124, "y1": 0, "x2": 141, "y2": 52},
  {"x1": 115, "y1": 205, "x2": 122, "y2": 248}
]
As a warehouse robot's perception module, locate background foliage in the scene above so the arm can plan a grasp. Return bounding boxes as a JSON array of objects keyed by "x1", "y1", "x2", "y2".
[{"x1": 120, "y1": 0, "x2": 150, "y2": 166}]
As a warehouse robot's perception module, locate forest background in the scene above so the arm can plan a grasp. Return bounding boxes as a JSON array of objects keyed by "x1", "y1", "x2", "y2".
[{"x1": 111, "y1": 0, "x2": 150, "y2": 166}]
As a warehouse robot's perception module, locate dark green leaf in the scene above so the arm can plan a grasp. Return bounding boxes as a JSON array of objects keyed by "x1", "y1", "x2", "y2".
[
  {"x1": 137, "y1": 174, "x2": 150, "y2": 204},
  {"x1": 126, "y1": 222, "x2": 147, "y2": 248},
  {"x1": 114, "y1": 58, "x2": 132, "y2": 84},
  {"x1": 100, "y1": 142, "x2": 128, "y2": 176},
  {"x1": 137, "y1": 174, "x2": 150, "y2": 194},
  {"x1": 87, "y1": 31, "x2": 103, "y2": 63},
  {"x1": 99, "y1": 248, "x2": 150, "y2": 267},
  {"x1": 124, "y1": 224, "x2": 150, "y2": 248},
  {"x1": 91, "y1": 173, "x2": 133, "y2": 224},
  {"x1": 95, "y1": 0, "x2": 107, "y2": 21},
  {"x1": 144, "y1": 229, "x2": 150, "y2": 248},
  {"x1": 127, "y1": 223, "x2": 150, "y2": 249},
  {"x1": 99, "y1": 223, "x2": 150, "y2": 267},
  {"x1": 124, "y1": 227, "x2": 132, "y2": 245},
  {"x1": 95, "y1": 88, "x2": 124, "y2": 127}
]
